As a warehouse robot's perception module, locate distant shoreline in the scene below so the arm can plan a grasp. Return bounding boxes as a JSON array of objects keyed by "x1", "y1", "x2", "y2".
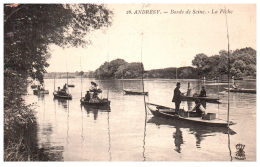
[{"x1": 44, "y1": 76, "x2": 256, "y2": 81}]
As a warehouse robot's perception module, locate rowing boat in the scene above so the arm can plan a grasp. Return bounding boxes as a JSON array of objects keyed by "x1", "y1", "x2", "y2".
[
  {"x1": 33, "y1": 89, "x2": 49, "y2": 95},
  {"x1": 31, "y1": 84, "x2": 37, "y2": 89},
  {"x1": 181, "y1": 95, "x2": 220, "y2": 103},
  {"x1": 123, "y1": 89, "x2": 148, "y2": 95},
  {"x1": 53, "y1": 91, "x2": 72, "y2": 100},
  {"x1": 80, "y1": 97, "x2": 110, "y2": 106},
  {"x1": 68, "y1": 84, "x2": 75, "y2": 87},
  {"x1": 146, "y1": 103, "x2": 234, "y2": 127},
  {"x1": 224, "y1": 87, "x2": 256, "y2": 94}
]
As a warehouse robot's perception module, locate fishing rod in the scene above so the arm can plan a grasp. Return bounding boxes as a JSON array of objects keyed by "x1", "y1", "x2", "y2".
[
  {"x1": 224, "y1": 6, "x2": 233, "y2": 161},
  {"x1": 225, "y1": 8, "x2": 231, "y2": 127},
  {"x1": 181, "y1": 84, "x2": 201, "y2": 95},
  {"x1": 107, "y1": 34, "x2": 110, "y2": 99},
  {"x1": 140, "y1": 32, "x2": 145, "y2": 94},
  {"x1": 80, "y1": 55, "x2": 82, "y2": 99}
]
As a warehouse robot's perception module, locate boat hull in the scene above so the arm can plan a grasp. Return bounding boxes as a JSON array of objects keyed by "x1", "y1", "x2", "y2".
[
  {"x1": 146, "y1": 103, "x2": 233, "y2": 127},
  {"x1": 224, "y1": 88, "x2": 256, "y2": 94},
  {"x1": 181, "y1": 95, "x2": 220, "y2": 103},
  {"x1": 80, "y1": 98, "x2": 110, "y2": 106},
  {"x1": 33, "y1": 90, "x2": 49, "y2": 95},
  {"x1": 53, "y1": 92, "x2": 72, "y2": 100},
  {"x1": 123, "y1": 89, "x2": 148, "y2": 95}
]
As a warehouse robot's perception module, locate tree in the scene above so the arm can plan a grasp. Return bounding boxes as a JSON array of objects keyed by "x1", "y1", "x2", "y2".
[
  {"x1": 191, "y1": 53, "x2": 208, "y2": 77},
  {"x1": 4, "y1": 4, "x2": 112, "y2": 161},
  {"x1": 4, "y1": 4, "x2": 112, "y2": 83}
]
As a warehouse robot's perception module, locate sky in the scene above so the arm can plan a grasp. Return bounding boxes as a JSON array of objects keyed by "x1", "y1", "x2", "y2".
[{"x1": 46, "y1": 4, "x2": 256, "y2": 72}]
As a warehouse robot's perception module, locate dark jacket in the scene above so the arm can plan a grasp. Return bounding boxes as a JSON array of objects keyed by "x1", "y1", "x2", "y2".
[
  {"x1": 199, "y1": 89, "x2": 206, "y2": 97},
  {"x1": 172, "y1": 87, "x2": 182, "y2": 103}
]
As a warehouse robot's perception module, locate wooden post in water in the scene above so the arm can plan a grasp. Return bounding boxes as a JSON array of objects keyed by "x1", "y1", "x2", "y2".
[{"x1": 225, "y1": 8, "x2": 230, "y2": 127}]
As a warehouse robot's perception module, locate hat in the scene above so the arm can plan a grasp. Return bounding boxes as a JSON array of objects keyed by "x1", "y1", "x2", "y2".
[
  {"x1": 176, "y1": 82, "x2": 181, "y2": 86},
  {"x1": 91, "y1": 81, "x2": 97, "y2": 86}
]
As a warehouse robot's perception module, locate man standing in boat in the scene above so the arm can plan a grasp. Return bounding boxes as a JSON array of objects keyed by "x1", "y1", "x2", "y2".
[{"x1": 172, "y1": 82, "x2": 182, "y2": 114}]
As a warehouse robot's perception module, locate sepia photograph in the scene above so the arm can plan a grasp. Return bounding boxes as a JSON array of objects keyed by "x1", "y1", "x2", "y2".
[{"x1": 2, "y1": 0, "x2": 257, "y2": 164}]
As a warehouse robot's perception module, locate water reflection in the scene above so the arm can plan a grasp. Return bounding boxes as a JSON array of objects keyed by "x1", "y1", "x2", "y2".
[
  {"x1": 53, "y1": 98, "x2": 69, "y2": 109},
  {"x1": 147, "y1": 116, "x2": 236, "y2": 153},
  {"x1": 142, "y1": 96, "x2": 148, "y2": 161},
  {"x1": 173, "y1": 127, "x2": 183, "y2": 153},
  {"x1": 81, "y1": 105, "x2": 110, "y2": 120},
  {"x1": 29, "y1": 78, "x2": 255, "y2": 161},
  {"x1": 107, "y1": 112, "x2": 112, "y2": 161}
]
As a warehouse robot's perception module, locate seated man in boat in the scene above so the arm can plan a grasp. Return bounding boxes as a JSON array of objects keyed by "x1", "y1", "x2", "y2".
[
  {"x1": 62, "y1": 84, "x2": 67, "y2": 91},
  {"x1": 190, "y1": 99, "x2": 206, "y2": 117},
  {"x1": 58, "y1": 84, "x2": 68, "y2": 95},
  {"x1": 84, "y1": 91, "x2": 91, "y2": 102},
  {"x1": 199, "y1": 86, "x2": 206, "y2": 97},
  {"x1": 172, "y1": 82, "x2": 182, "y2": 114}
]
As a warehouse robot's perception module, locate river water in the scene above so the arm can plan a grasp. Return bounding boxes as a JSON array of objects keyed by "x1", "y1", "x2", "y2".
[{"x1": 24, "y1": 78, "x2": 256, "y2": 161}]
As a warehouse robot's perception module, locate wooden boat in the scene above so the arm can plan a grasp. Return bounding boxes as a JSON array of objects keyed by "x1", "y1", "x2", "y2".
[
  {"x1": 80, "y1": 97, "x2": 110, "y2": 106},
  {"x1": 81, "y1": 103, "x2": 111, "y2": 112},
  {"x1": 123, "y1": 89, "x2": 148, "y2": 95},
  {"x1": 68, "y1": 84, "x2": 75, "y2": 87},
  {"x1": 53, "y1": 91, "x2": 72, "y2": 100},
  {"x1": 146, "y1": 103, "x2": 235, "y2": 127},
  {"x1": 31, "y1": 85, "x2": 37, "y2": 89},
  {"x1": 181, "y1": 95, "x2": 220, "y2": 103},
  {"x1": 224, "y1": 87, "x2": 256, "y2": 94},
  {"x1": 33, "y1": 89, "x2": 49, "y2": 95}
]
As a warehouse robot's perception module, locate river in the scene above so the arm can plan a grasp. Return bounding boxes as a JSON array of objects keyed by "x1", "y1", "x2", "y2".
[{"x1": 24, "y1": 78, "x2": 256, "y2": 161}]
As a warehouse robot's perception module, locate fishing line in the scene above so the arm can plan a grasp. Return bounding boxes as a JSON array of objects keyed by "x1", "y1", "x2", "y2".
[
  {"x1": 107, "y1": 112, "x2": 112, "y2": 161},
  {"x1": 107, "y1": 34, "x2": 110, "y2": 99}
]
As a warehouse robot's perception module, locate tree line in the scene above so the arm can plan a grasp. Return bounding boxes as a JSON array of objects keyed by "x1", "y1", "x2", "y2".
[
  {"x1": 88, "y1": 59, "x2": 198, "y2": 79},
  {"x1": 192, "y1": 47, "x2": 256, "y2": 79},
  {"x1": 84, "y1": 47, "x2": 256, "y2": 80}
]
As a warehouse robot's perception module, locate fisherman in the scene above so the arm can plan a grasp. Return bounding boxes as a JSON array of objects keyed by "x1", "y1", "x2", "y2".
[
  {"x1": 190, "y1": 99, "x2": 206, "y2": 117},
  {"x1": 172, "y1": 82, "x2": 182, "y2": 114},
  {"x1": 84, "y1": 91, "x2": 91, "y2": 102},
  {"x1": 90, "y1": 81, "x2": 98, "y2": 91},
  {"x1": 199, "y1": 86, "x2": 206, "y2": 97},
  {"x1": 62, "y1": 83, "x2": 67, "y2": 91},
  {"x1": 59, "y1": 84, "x2": 67, "y2": 95}
]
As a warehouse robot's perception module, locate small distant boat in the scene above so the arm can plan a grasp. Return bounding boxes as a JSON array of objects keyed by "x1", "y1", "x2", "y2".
[
  {"x1": 68, "y1": 84, "x2": 75, "y2": 87},
  {"x1": 31, "y1": 85, "x2": 37, "y2": 89},
  {"x1": 33, "y1": 89, "x2": 49, "y2": 95},
  {"x1": 53, "y1": 91, "x2": 72, "y2": 100},
  {"x1": 224, "y1": 87, "x2": 256, "y2": 94},
  {"x1": 146, "y1": 103, "x2": 235, "y2": 127},
  {"x1": 123, "y1": 89, "x2": 148, "y2": 95},
  {"x1": 181, "y1": 95, "x2": 220, "y2": 103},
  {"x1": 80, "y1": 97, "x2": 110, "y2": 106}
]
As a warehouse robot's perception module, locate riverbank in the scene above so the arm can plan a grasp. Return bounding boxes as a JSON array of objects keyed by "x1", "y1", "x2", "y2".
[{"x1": 4, "y1": 69, "x2": 62, "y2": 161}]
